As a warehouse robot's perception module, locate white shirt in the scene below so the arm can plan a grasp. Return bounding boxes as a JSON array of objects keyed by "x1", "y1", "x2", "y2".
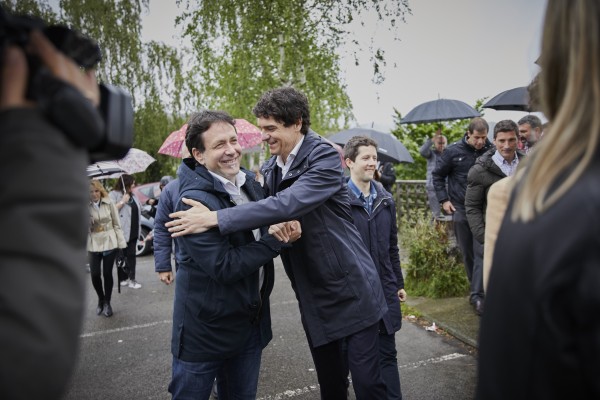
[
  {"x1": 276, "y1": 135, "x2": 305, "y2": 178},
  {"x1": 208, "y1": 170, "x2": 264, "y2": 288}
]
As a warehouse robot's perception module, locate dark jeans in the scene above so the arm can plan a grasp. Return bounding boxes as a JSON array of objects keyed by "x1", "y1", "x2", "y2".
[
  {"x1": 168, "y1": 325, "x2": 262, "y2": 400},
  {"x1": 89, "y1": 250, "x2": 116, "y2": 303},
  {"x1": 453, "y1": 210, "x2": 484, "y2": 302},
  {"x1": 309, "y1": 322, "x2": 387, "y2": 399},
  {"x1": 379, "y1": 332, "x2": 402, "y2": 400}
]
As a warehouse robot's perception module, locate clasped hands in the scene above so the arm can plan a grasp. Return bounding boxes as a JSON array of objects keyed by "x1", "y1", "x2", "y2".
[{"x1": 167, "y1": 198, "x2": 301, "y2": 243}]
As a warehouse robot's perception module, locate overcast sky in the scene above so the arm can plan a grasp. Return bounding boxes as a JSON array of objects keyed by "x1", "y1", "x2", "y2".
[{"x1": 142, "y1": 0, "x2": 548, "y2": 130}]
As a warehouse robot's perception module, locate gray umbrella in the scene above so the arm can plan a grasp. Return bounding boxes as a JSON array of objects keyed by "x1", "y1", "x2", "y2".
[
  {"x1": 327, "y1": 128, "x2": 414, "y2": 164},
  {"x1": 482, "y1": 86, "x2": 532, "y2": 112},
  {"x1": 86, "y1": 161, "x2": 125, "y2": 178},
  {"x1": 400, "y1": 99, "x2": 480, "y2": 124}
]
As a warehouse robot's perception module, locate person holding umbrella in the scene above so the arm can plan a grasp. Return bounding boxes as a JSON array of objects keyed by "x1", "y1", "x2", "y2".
[{"x1": 110, "y1": 174, "x2": 142, "y2": 289}]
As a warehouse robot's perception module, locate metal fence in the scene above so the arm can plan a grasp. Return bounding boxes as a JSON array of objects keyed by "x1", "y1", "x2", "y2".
[{"x1": 392, "y1": 180, "x2": 430, "y2": 224}]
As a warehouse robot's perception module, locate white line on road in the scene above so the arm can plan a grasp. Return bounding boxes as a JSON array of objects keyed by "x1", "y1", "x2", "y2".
[
  {"x1": 256, "y1": 352, "x2": 468, "y2": 399},
  {"x1": 80, "y1": 320, "x2": 171, "y2": 338}
]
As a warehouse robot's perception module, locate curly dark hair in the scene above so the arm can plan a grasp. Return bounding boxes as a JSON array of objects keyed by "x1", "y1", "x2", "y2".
[
  {"x1": 185, "y1": 110, "x2": 236, "y2": 155},
  {"x1": 252, "y1": 87, "x2": 311, "y2": 135}
]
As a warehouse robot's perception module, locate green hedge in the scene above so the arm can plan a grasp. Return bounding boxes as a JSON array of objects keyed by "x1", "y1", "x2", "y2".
[{"x1": 401, "y1": 215, "x2": 469, "y2": 298}]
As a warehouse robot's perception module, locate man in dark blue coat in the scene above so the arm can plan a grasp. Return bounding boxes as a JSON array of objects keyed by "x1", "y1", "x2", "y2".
[
  {"x1": 344, "y1": 136, "x2": 407, "y2": 400},
  {"x1": 432, "y1": 117, "x2": 492, "y2": 315},
  {"x1": 168, "y1": 87, "x2": 388, "y2": 399},
  {"x1": 168, "y1": 110, "x2": 300, "y2": 399}
]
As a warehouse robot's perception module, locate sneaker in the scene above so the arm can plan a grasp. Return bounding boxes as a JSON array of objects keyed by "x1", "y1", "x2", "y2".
[
  {"x1": 120, "y1": 279, "x2": 131, "y2": 286},
  {"x1": 128, "y1": 280, "x2": 142, "y2": 289}
]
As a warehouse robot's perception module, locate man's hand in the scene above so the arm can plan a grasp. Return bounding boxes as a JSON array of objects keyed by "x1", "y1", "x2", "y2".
[
  {"x1": 158, "y1": 271, "x2": 174, "y2": 285},
  {"x1": 1, "y1": 31, "x2": 100, "y2": 111},
  {"x1": 269, "y1": 220, "x2": 302, "y2": 243},
  {"x1": 398, "y1": 288, "x2": 407, "y2": 302},
  {"x1": 167, "y1": 198, "x2": 217, "y2": 237},
  {"x1": 442, "y1": 200, "x2": 456, "y2": 214}
]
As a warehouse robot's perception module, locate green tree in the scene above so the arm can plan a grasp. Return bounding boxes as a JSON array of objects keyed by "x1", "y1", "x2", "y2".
[{"x1": 177, "y1": 0, "x2": 411, "y2": 133}]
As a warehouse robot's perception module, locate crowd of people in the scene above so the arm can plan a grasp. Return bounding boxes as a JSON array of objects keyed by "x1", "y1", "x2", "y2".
[{"x1": 1, "y1": 0, "x2": 599, "y2": 399}]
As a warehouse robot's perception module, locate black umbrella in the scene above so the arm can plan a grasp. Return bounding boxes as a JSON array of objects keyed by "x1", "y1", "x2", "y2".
[
  {"x1": 327, "y1": 128, "x2": 414, "y2": 164},
  {"x1": 400, "y1": 99, "x2": 480, "y2": 124},
  {"x1": 482, "y1": 86, "x2": 532, "y2": 112}
]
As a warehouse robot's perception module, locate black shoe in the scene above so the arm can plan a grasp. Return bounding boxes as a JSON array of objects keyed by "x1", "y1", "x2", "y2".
[
  {"x1": 96, "y1": 300, "x2": 104, "y2": 316},
  {"x1": 473, "y1": 298, "x2": 484, "y2": 316},
  {"x1": 102, "y1": 302, "x2": 113, "y2": 317}
]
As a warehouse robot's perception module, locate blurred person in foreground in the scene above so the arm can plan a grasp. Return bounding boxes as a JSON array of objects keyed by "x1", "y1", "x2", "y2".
[
  {"x1": 477, "y1": 0, "x2": 600, "y2": 398},
  {"x1": 0, "y1": 31, "x2": 100, "y2": 399},
  {"x1": 344, "y1": 136, "x2": 407, "y2": 400}
]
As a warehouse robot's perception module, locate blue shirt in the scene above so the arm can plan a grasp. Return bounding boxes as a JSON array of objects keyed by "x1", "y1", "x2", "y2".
[{"x1": 348, "y1": 179, "x2": 377, "y2": 215}]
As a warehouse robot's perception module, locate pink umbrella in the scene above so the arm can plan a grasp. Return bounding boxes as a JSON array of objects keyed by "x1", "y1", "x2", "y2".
[
  {"x1": 158, "y1": 124, "x2": 188, "y2": 158},
  {"x1": 98, "y1": 148, "x2": 156, "y2": 179},
  {"x1": 234, "y1": 118, "x2": 263, "y2": 149},
  {"x1": 158, "y1": 119, "x2": 263, "y2": 158}
]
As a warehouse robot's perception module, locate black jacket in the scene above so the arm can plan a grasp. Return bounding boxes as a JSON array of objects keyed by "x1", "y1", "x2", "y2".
[
  {"x1": 476, "y1": 153, "x2": 600, "y2": 399},
  {"x1": 465, "y1": 149, "x2": 525, "y2": 243},
  {"x1": 347, "y1": 180, "x2": 404, "y2": 335},
  {"x1": 172, "y1": 159, "x2": 286, "y2": 362},
  {"x1": 0, "y1": 109, "x2": 88, "y2": 400},
  {"x1": 432, "y1": 135, "x2": 492, "y2": 212}
]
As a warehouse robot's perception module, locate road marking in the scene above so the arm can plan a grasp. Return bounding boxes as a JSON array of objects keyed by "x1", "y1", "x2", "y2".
[
  {"x1": 398, "y1": 352, "x2": 467, "y2": 369},
  {"x1": 256, "y1": 352, "x2": 468, "y2": 399},
  {"x1": 80, "y1": 320, "x2": 171, "y2": 338}
]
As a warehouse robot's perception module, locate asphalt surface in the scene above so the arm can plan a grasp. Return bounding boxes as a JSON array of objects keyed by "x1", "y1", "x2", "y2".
[{"x1": 63, "y1": 255, "x2": 477, "y2": 400}]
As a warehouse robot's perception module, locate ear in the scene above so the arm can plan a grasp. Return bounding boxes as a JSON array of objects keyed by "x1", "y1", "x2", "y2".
[
  {"x1": 345, "y1": 158, "x2": 353, "y2": 168},
  {"x1": 192, "y1": 148, "x2": 204, "y2": 165}
]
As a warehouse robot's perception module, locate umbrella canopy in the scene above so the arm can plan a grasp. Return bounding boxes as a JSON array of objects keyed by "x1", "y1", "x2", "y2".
[
  {"x1": 157, "y1": 119, "x2": 263, "y2": 158},
  {"x1": 400, "y1": 99, "x2": 480, "y2": 124},
  {"x1": 158, "y1": 124, "x2": 187, "y2": 157},
  {"x1": 482, "y1": 86, "x2": 532, "y2": 112},
  {"x1": 234, "y1": 118, "x2": 263, "y2": 149},
  {"x1": 87, "y1": 148, "x2": 155, "y2": 179},
  {"x1": 87, "y1": 161, "x2": 125, "y2": 178},
  {"x1": 327, "y1": 128, "x2": 414, "y2": 164}
]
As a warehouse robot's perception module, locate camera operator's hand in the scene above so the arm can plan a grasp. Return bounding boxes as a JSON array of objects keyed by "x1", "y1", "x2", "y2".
[{"x1": 0, "y1": 31, "x2": 100, "y2": 111}]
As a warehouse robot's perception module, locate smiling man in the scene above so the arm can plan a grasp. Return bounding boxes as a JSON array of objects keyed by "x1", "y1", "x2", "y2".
[
  {"x1": 344, "y1": 136, "x2": 406, "y2": 400},
  {"x1": 168, "y1": 110, "x2": 301, "y2": 399},
  {"x1": 464, "y1": 119, "x2": 524, "y2": 312},
  {"x1": 167, "y1": 87, "x2": 388, "y2": 399}
]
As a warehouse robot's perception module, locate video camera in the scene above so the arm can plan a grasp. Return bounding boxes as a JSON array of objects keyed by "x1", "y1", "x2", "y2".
[{"x1": 0, "y1": 6, "x2": 133, "y2": 162}]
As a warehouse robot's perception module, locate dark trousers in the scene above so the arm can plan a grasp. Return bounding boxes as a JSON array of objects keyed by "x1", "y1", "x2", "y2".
[
  {"x1": 121, "y1": 238, "x2": 137, "y2": 281},
  {"x1": 453, "y1": 210, "x2": 484, "y2": 302},
  {"x1": 309, "y1": 322, "x2": 387, "y2": 399},
  {"x1": 379, "y1": 332, "x2": 402, "y2": 400},
  {"x1": 89, "y1": 250, "x2": 116, "y2": 303}
]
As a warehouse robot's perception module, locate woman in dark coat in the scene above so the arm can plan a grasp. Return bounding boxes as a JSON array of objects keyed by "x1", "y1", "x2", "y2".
[{"x1": 476, "y1": 1, "x2": 600, "y2": 398}]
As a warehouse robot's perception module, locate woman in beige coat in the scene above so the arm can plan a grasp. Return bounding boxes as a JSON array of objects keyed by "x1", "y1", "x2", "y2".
[{"x1": 88, "y1": 180, "x2": 126, "y2": 317}]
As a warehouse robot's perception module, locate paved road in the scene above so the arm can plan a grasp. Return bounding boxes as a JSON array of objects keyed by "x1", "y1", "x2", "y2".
[{"x1": 64, "y1": 255, "x2": 477, "y2": 399}]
